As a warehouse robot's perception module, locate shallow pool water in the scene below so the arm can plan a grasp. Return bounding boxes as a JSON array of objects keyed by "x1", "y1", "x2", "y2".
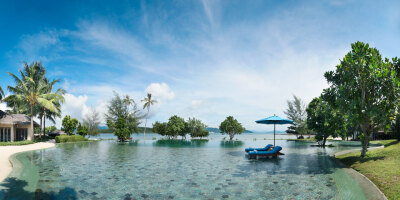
[{"x1": 1, "y1": 134, "x2": 371, "y2": 200}]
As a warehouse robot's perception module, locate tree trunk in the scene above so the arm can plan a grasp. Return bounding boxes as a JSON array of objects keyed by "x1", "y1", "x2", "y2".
[
  {"x1": 39, "y1": 116, "x2": 43, "y2": 138},
  {"x1": 322, "y1": 136, "x2": 327, "y2": 147},
  {"x1": 43, "y1": 109, "x2": 46, "y2": 137},
  {"x1": 229, "y1": 133, "x2": 234, "y2": 141},
  {"x1": 360, "y1": 122, "x2": 370, "y2": 157},
  {"x1": 29, "y1": 105, "x2": 34, "y2": 141}
]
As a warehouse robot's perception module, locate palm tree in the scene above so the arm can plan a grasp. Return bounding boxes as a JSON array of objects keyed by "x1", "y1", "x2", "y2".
[
  {"x1": 4, "y1": 62, "x2": 63, "y2": 140},
  {"x1": 39, "y1": 78, "x2": 65, "y2": 137},
  {"x1": 141, "y1": 93, "x2": 157, "y2": 141},
  {"x1": 0, "y1": 85, "x2": 4, "y2": 101}
]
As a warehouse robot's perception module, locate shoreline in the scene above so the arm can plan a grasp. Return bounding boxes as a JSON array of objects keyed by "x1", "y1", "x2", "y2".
[{"x1": 0, "y1": 142, "x2": 55, "y2": 183}]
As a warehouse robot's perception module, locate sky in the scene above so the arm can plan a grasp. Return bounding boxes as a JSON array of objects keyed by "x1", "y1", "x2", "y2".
[{"x1": 0, "y1": 0, "x2": 400, "y2": 131}]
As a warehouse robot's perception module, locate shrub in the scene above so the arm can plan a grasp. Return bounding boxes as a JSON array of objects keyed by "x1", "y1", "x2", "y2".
[
  {"x1": 0, "y1": 140, "x2": 34, "y2": 146},
  {"x1": 55, "y1": 135, "x2": 88, "y2": 143}
]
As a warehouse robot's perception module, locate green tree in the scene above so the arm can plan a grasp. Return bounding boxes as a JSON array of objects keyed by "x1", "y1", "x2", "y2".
[
  {"x1": 324, "y1": 42, "x2": 400, "y2": 157},
  {"x1": 141, "y1": 93, "x2": 157, "y2": 141},
  {"x1": 62, "y1": 115, "x2": 79, "y2": 135},
  {"x1": 284, "y1": 95, "x2": 308, "y2": 137},
  {"x1": 45, "y1": 125, "x2": 57, "y2": 133},
  {"x1": 391, "y1": 113, "x2": 400, "y2": 141},
  {"x1": 76, "y1": 122, "x2": 89, "y2": 137},
  {"x1": 186, "y1": 118, "x2": 209, "y2": 138},
  {"x1": 219, "y1": 116, "x2": 245, "y2": 141},
  {"x1": 4, "y1": 62, "x2": 63, "y2": 140},
  {"x1": 167, "y1": 115, "x2": 186, "y2": 139},
  {"x1": 306, "y1": 97, "x2": 346, "y2": 147},
  {"x1": 83, "y1": 107, "x2": 101, "y2": 139},
  {"x1": 38, "y1": 78, "x2": 65, "y2": 137},
  {"x1": 109, "y1": 117, "x2": 131, "y2": 142},
  {"x1": 0, "y1": 85, "x2": 4, "y2": 101},
  {"x1": 105, "y1": 92, "x2": 141, "y2": 140},
  {"x1": 152, "y1": 121, "x2": 168, "y2": 137}
]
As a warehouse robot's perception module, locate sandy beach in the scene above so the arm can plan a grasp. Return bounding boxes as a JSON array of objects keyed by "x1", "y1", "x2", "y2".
[{"x1": 0, "y1": 142, "x2": 55, "y2": 183}]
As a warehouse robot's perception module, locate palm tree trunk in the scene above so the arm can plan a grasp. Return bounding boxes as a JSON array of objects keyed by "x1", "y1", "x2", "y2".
[
  {"x1": 29, "y1": 105, "x2": 34, "y2": 141},
  {"x1": 143, "y1": 108, "x2": 149, "y2": 141},
  {"x1": 43, "y1": 109, "x2": 46, "y2": 137},
  {"x1": 40, "y1": 116, "x2": 43, "y2": 138}
]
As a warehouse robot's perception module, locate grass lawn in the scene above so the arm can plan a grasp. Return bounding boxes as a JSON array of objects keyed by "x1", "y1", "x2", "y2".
[{"x1": 336, "y1": 140, "x2": 400, "y2": 200}]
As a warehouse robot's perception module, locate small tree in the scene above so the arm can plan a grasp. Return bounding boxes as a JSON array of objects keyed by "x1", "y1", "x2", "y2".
[
  {"x1": 187, "y1": 118, "x2": 209, "y2": 138},
  {"x1": 105, "y1": 92, "x2": 142, "y2": 140},
  {"x1": 219, "y1": 116, "x2": 245, "y2": 141},
  {"x1": 83, "y1": 107, "x2": 101, "y2": 139},
  {"x1": 109, "y1": 117, "x2": 131, "y2": 142},
  {"x1": 152, "y1": 121, "x2": 168, "y2": 137},
  {"x1": 62, "y1": 115, "x2": 78, "y2": 135},
  {"x1": 306, "y1": 97, "x2": 346, "y2": 147},
  {"x1": 45, "y1": 125, "x2": 57, "y2": 133},
  {"x1": 284, "y1": 95, "x2": 308, "y2": 137},
  {"x1": 76, "y1": 122, "x2": 89, "y2": 137},
  {"x1": 167, "y1": 115, "x2": 186, "y2": 139}
]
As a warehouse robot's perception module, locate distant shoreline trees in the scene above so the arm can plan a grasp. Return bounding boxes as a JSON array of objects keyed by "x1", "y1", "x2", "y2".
[{"x1": 152, "y1": 116, "x2": 209, "y2": 139}]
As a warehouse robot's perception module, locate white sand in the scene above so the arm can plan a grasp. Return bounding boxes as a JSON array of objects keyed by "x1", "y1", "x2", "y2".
[{"x1": 0, "y1": 142, "x2": 55, "y2": 183}]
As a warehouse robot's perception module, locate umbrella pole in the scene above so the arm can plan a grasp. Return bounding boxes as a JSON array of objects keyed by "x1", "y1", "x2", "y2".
[{"x1": 274, "y1": 123, "x2": 276, "y2": 146}]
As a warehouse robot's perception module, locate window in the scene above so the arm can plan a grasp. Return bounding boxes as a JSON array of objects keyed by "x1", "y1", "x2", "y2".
[
  {"x1": 16, "y1": 128, "x2": 28, "y2": 141},
  {"x1": 0, "y1": 128, "x2": 11, "y2": 142}
]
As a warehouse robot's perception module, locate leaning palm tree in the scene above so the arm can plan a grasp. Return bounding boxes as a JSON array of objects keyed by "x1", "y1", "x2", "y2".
[
  {"x1": 0, "y1": 85, "x2": 4, "y2": 101},
  {"x1": 4, "y1": 62, "x2": 63, "y2": 140},
  {"x1": 141, "y1": 93, "x2": 157, "y2": 141},
  {"x1": 38, "y1": 78, "x2": 65, "y2": 137}
]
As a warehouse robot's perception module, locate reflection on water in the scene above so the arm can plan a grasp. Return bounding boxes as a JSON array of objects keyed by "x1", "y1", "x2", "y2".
[
  {"x1": 1, "y1": 135, "x2": 369, "y2": 200},
  {"x1": 219, "y1": 140, "x2": 244, "y2": 148}
]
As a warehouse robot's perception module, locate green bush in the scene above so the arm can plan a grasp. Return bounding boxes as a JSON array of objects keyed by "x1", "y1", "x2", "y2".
[
  {"x1": 0, "y1": 140, "x2": 34, "y2": 146},
  {"x1": 55, "y1": 135, "x2": 88, "y2": 143}
]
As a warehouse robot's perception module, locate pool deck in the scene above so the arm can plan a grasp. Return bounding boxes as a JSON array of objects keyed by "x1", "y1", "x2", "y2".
[
  {"x1": 334, "y1": 146, "x2": 388, "y2": 200},
  {"x1": 0, "y1": 142, "x2": 55, "y2": 183}
]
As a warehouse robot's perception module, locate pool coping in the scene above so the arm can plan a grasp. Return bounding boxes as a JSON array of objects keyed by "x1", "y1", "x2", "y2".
[
  {"x1": 333, "y1": 146, "x2": 388, "y2": 200},
  {"x1": 0, "y1": 142, "x2": 56, "y2": 183}
]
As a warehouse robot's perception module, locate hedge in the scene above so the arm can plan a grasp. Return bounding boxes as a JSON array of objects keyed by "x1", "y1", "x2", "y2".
[{"x1": 55, "y1": 135, "x2": 88, "y2": 143}]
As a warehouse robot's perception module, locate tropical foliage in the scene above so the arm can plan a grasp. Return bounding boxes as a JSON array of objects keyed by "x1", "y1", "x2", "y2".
[
  {"x1": 4, "y1": 62, "x2": 64, "y2": 140},
  {"x1": 284, "y1": 95, "x2": 309, "y2": 137},
  {"x1": 167, "y1": 115, "x2": 187, "y2": 139},
  {"x1": 186, "y1": 117, "x2": 209, "y2": 138},
  {"x1": 62, "y1": 115, "x2": 79, "y2": 135},
  {"x1": 152, "y1": 121, "x2": 168, "y2": 137},
  {"x1": 306, "y1": 96, "x2": 346, "y2": 147},
  {"x1": 0, "y1": 85, "x2": 4, "y2": 100},
  {"x1": 141, "y1": 93, "x2": 157, "y2": 141},
  {"x1": 219, "y1": 116, "x2": 245, "y2": 141},
  {"x1": 83, "y1": 107, "x2": 101, "y2": 138},
  {"x1": 105, "y1": 92, "x2": 142, "y2": 141},
  {"x1": 324, "y1": 41, "x2": 400, "y2": 157},
  {"x1": 76, "y1": 122, "x2": 89, "y2": 136}
]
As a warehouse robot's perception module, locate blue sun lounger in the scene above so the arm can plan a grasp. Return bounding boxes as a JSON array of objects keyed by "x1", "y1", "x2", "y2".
[
  {"x1": 245, "y1": 144, "x2": 273, "y2": 152},
  {"x1": 248, "y1": 146, "x2": 283, "y2": 159}
]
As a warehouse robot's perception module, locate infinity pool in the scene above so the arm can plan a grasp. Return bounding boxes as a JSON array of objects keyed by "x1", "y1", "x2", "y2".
[{"x1": 0, "y1": 135, "x2": 373, "y2": 199}]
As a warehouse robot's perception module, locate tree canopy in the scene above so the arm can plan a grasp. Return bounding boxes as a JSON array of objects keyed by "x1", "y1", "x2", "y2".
[
  {"x1": 166, "y1": 115, "x2": 186, "y2": 139},
  {"x1": 306, "y1": 96, "x2": 346, "y2": 147},
  {"x1": 186, "y1": 118, "x2": 209, "y2": 138},
  {"x1": 284, "y1": 95, "x2": 309, "y2": 137},
  {"x1": 219, "y1": 116, "x2": 245, "y2": 141},
  {"x1": 324, "y1": 41, "x2": 400, "y2": 156},
  {"x1": 62, "y1": 115, "x2": 79, "y2": 135}
]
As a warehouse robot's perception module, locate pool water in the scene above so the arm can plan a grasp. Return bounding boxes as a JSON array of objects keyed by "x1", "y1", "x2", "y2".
[{"x1": 1, "y1": 135, "x2": 371, "y2": 200}]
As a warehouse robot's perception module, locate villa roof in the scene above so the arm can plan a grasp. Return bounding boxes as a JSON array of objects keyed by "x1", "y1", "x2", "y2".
[{"x1": 0, "y1": 110, "x2": 40, "y2": 127}]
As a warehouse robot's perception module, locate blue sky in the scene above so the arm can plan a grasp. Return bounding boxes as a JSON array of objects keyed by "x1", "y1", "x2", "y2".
[{"x1": 1, "y1": 0, "x2": 400, "y2": 131}]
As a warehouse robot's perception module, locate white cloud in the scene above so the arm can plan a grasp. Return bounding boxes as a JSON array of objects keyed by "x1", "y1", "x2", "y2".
[{"x1": 145, "y1": 83, "x2": 174, "y2": 103}]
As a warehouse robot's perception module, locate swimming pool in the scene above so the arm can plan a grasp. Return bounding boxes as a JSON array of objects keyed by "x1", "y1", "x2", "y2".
[{"x1": 0, "y1": 135, "x2": 375, "y2": 199}]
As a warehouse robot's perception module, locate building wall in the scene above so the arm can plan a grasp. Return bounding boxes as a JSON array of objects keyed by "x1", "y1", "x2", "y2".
[{"x1": 0, "y1": 124, "x2": 32, "y2": 142}]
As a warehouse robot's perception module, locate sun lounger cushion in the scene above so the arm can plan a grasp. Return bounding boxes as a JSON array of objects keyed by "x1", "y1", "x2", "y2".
[
  {"x1": 245, "y1": 144, "x2": 273, "y2": 152},
  {"x1": 248, "y1": 146, "x2": 282, "y2": 155}
]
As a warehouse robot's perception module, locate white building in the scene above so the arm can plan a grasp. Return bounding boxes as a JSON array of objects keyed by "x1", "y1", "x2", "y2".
[{"x1": 0, "y1": 110, "x2": 39, "y2": 142}]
